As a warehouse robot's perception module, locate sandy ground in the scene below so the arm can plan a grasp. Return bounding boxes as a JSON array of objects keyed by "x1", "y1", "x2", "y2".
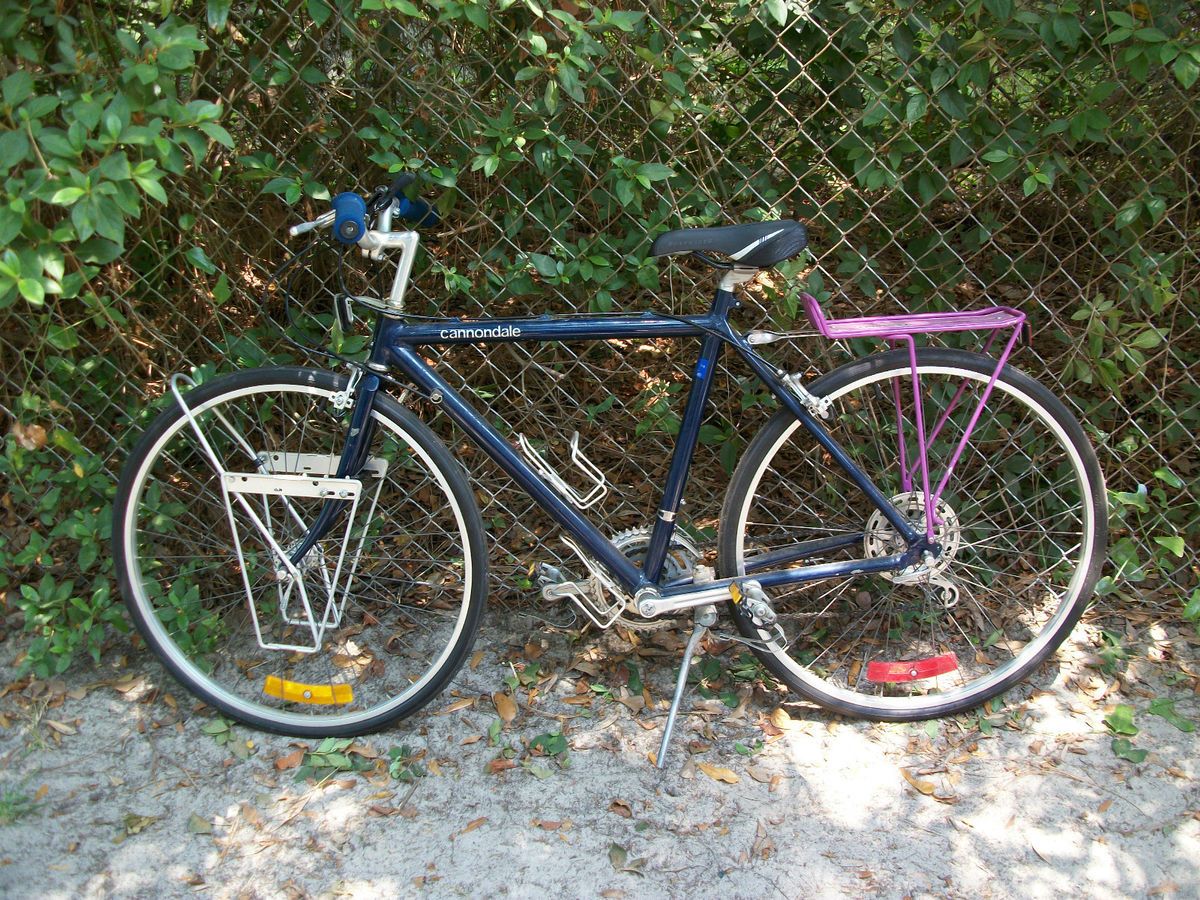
[{"x1": 1, "y1": 611, "x2": 1197, "y2": 899}]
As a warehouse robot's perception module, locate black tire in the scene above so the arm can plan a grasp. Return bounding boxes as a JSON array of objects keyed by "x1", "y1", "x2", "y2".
[
  {"x1": 113, "y1": 367, "x2": 488, "y2": 736},
  {"x1": 718, "y1": 348, "x2": 1106, "y2": 720}
]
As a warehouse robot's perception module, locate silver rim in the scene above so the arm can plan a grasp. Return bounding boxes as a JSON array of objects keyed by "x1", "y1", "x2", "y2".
[
  {"x1": 732, "y1": 363, "x2": 1097, "y2": 714},
  {"x1": 122, "y1": 379, "x2": 475, "y2": 730}
]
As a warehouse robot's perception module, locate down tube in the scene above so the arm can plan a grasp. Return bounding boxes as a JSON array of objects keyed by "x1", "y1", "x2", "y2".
[{"x1": 387, "y1": 344, "x2": 644, "y2": 591}]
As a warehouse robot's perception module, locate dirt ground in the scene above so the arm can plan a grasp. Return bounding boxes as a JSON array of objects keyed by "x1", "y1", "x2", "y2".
[{"x1": 1, "y1": 611, "x2": 1197, "y2": 899}]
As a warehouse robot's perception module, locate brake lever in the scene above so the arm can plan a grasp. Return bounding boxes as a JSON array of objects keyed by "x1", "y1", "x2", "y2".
[{"x1": 288, "y1": 210, "x2": 335, "y2": 237}]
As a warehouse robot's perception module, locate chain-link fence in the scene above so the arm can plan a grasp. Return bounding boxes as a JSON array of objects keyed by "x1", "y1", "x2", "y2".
[{"x1": 2, "y1": 1, "x2": 1197, "y2": 668}]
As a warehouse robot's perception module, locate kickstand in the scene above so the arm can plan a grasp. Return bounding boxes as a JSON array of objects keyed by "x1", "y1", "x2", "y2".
[{"x1": 656, "y1": 604, "x2": 717, "y2": 770}]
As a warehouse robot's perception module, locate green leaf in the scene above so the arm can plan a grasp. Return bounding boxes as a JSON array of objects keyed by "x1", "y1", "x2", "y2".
[
  {"x1": 764, "y1": 0, "x2": 787, "y2": 26},
  {"x1": 18, "y1": 277, "x2": 44, "y2": 305},
  {"x1": 892, "y1": 24, "x2": 915, "y2": 62},
  {"x1": 1115, "y1": 201, "x2": 1141, "y2": 229},
  {"x1": 905, "y1": 93, "x2": 927, "y2": 122},
  {"x1": 1129, "y1": 328, "x2": 1162, "y2": 349},
  {"x1": 1104, "y1": 704, "x2": 1138, "y2": 736},
  {"x1": 529, "y1": 253, "x2": 558, "y2": 277},
  {"x1": 1148, "y1": 698, "x2": 1194, "y2": 732},
  {"x1": 185, "y1": 246, "x2": 218, "y2": 274},
  {"x1": 97, "y1": 153, "x2": 132, "y2": 181},
  {"x1": 3, "y1": 70, "x2": 35, "y2": 107},
  {"x1": 46, "y1": 323, "x2": 79, "y2": 349},
  {"x1": 982, "y1": 0, "x2": 1011, "y2": 21},
  {"x1": 50, "y1": 186, "x2": 87, "y2": 205},
  {"x1": 1183, "y1": 590, "x2": 1200, "y2": 624},
  {"x1": 307, "y1": 0, "x2": 332, "y2": 26},
  {"x1": 529, "y1": 731, "x2": 568, "y2": 755},
  {"x1": 937, "y1": 87, "x2": 968, "y2": 120},
  {"x1": 198, "y1": 122, "x2": 234, "y2": 148},
  {"x1": 1110, "y1": 738, "x2": 1147, "y2": 763},
  {"x1": 608, "y1": 10, "x2": 645, "y2": 32},
  {"x1": 1174, "y1": 54, "x2": 1199, "y2": 89},
  {"x1": 262, "y1": 176, "x2": 295, "y2": 196},
  {"x1": 207, "y1": 0, "x2": 232, "y2": 29},
  {"x1": 636, "y1": 163, "x2": 674, "y2": 181},
  {"x1": 1153, "y1": 468, "x2": 1184, "y2": 489},
  {"x1": 1153, "y1": 536, "x2": 1186, "y2": 558}
]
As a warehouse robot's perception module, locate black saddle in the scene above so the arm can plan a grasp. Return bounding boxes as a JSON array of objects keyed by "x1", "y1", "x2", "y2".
[{"x1": 650, "y1": 220, "x2": 807, "y2": 269}]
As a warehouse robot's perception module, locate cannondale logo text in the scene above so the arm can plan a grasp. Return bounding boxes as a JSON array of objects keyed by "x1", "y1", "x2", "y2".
[{"x1": 439, "y1": 325, "x2": 522, "y2": 340}]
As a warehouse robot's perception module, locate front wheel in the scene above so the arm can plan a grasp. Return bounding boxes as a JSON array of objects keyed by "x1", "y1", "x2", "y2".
[
  {"x1": 114, "y1": 367, "x2": 488, "y2": 736},
  {"x1": 718, "y1": 348, "x2": 1106, "y2": 720}
]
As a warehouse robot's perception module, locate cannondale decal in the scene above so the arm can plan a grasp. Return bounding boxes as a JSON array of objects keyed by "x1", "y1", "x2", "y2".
[{"x1": 439, "y1": 324, "x2": 523, "y2": 340}]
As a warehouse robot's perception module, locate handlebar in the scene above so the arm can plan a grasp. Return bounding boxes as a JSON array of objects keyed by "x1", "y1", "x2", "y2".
[{"x1": 286, "y1": 173, "x2": 440, "y2": 241}]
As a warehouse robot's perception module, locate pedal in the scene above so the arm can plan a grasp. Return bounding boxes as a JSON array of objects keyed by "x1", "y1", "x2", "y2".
[
  {"x1": 542, "y1": 576, "x2": 624, "y2": 628},
  {"x1": 535, "y1": 562, "x2": 566, "y2": 589},
  {"x1": 730, "y1": 579, "x2": 777, "y2": 627}
]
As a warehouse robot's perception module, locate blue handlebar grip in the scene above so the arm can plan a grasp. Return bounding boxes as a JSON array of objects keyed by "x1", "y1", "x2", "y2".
[
  {"x1": 397, "y1": 196, "x2": 440, "y2": 228},
  {"x1": 331, "y1": 192, "x2": 367, "y2": 244}
]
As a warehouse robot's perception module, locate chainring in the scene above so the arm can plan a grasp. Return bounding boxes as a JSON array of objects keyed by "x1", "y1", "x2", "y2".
[{"x1": 609, "y1": 526, "x2": 701, "y2": 632}]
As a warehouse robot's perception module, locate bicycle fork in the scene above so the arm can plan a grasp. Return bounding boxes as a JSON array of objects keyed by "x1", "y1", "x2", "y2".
[{"x1": 287, "y1": 369, "x2": 382, "y2": 568}]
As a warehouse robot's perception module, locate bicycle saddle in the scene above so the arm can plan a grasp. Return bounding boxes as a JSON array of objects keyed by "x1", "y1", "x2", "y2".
[{"x1": 650, "y1": 220, "x2": 807, "y2": 269}]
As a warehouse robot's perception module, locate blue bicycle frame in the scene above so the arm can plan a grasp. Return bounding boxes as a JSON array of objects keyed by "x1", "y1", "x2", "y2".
[{"x1": 313, "y1": 276, "x2": 929, "y2": 602}]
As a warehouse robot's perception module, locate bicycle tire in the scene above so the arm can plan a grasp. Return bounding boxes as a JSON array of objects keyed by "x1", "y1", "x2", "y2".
[
  {"x1": 114, "y1": 366, "x2": 488, "y2": 736},
  {"x1": 718, "y1": 348, "x2": 1106, "y2": 720}
]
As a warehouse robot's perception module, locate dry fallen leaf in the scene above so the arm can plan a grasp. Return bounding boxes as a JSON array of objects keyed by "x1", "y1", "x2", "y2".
[
  {"x1": 532, "y1": 819, "x2": 566, "y2": 830},
  {"x1": 186, "y1": 813, "x2": 212, "y2": 835},
  {"x1": 562, "y1": 695, "x2": 593, "y2": 706},
  {"x1": 34, "y1": 785, "x2": 49, "y2": 801},
  {"x1": 456, "y1": 817, "x2": 487, "y2": 838},
  {"x1": 461, "y1": 734, "x2": 483, "y2": 745},
  {"x1": 524, "y1": 641, "x2": 544, "y2": 660},
  {"x1": 469, "y1": 650, "x2": 486, "y2": 670},
  {"x1": 493, "y1": 692, "x2": 517, "y2": 724},
  {"x1": 746, "y1": 766, "x2": 772, "y2": 784},
  {"x1": 439, "y1": 698, "x2": 474, "y2": 715},
  {"x1": 45, "y1": 720, "x2": 76, "y2": 736},
  {"x1": 486, "y1": 758, "x2": 516, "y2": 775},
  {"x1": 696, "y1": 762, "x2": 740, "y2": 784},
  {"x1": 123, "y1": 812, "x2": 161, "y2": 836},
  {"x1": 274, "y1": 749, "x2": 305, "y2": 771},
  {"x1": 769, "y1": 707, "x2": 793, "y2": 731},
  {"x1": 900, "y1": 767, "x2": 936, "y2": 796},
  {"x1": 11, "y1": 422, "x2": 47, "y2": 451},
  {"x1": 609, "y1": 799, "x2": 633, "y2": 818}
]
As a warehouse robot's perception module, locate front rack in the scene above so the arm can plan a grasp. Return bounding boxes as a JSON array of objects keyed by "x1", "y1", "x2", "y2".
[{"x1": 169, "y1": 374, "x2": 389, "y2": 655}]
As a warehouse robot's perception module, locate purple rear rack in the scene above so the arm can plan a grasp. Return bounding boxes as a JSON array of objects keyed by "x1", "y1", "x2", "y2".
[
  {"x1": 803, "y1": 295, "x2": 1024, "y2": 340},
  {"x1": 799, "y1": 292, "x2": 1028, "y2": 541}
]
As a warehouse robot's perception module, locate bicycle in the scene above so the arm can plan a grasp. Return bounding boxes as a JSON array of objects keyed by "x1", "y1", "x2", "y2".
[{"x1": 113, "y1": 175, "x2": 1107, "y2": 766}]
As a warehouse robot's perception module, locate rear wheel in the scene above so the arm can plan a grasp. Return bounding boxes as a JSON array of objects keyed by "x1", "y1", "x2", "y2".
[
  {"x1": 114, "y1": 367, "x2": 487, "y2": 736},
  {"x1": 718, "y1": 349, "x2": 1106, "y2": 720}
]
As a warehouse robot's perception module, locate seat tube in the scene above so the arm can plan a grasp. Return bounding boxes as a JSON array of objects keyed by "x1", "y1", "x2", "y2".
[{"x1": 641, "y1": 285, "x2": 738, "y2": 583}]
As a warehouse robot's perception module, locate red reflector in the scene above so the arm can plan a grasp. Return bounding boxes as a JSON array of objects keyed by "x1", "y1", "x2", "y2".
[{"x1": 866, "y1": 652, "x2": 958, "y2": 683}]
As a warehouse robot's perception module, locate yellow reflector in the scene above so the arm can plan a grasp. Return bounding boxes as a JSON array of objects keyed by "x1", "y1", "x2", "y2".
[{"x1": 262, "y1": 676, "x2": 353, "y2": 705}]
